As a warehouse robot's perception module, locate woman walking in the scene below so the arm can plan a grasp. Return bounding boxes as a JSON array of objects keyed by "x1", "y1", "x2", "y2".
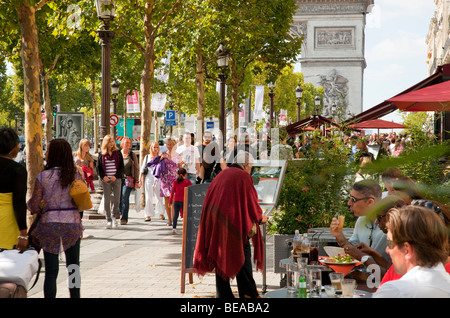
[
  {"x1": 140, "y1": 142, "x2": 165, "y2": 222},
  {"x1": 119, "y1": 137, "x2": 140, "y2": 225},
  {"x1": 27, "y1": 139, "x2": 84, "y2": 298},
  {"x1": 0, "y1": 128, "x2": 27, "y2": 251},
  {"x1": 160, "y1": 138, "x2": 179, "y2": 226},
  {"x1": 97, "y1": 135, "x2": 124, "y2": 229}
]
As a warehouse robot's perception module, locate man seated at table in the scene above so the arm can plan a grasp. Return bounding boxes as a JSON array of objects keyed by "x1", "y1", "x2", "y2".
[
  {"x1": 330, "y1": 180, "x2": 388, "y2": 281},
  {"x1": 373, "y1": 205, "x2": 450, "y2": 298}
]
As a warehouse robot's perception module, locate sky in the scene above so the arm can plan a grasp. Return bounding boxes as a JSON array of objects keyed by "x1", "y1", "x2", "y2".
[{"x1": 361, "y1": 0, "x2": 436, "y2": 124}]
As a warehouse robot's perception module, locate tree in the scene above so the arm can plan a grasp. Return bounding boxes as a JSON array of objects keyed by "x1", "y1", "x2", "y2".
[{"x1": 212, "y1": 0, "x2": 302, "y2": 131}]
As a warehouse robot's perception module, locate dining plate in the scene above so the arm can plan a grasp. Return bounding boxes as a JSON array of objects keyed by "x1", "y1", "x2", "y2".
[
  {"x1": 320, "y1": 258, "x2": 359, "y2": 265},
  {"x1": 323, "y1": 246, "x2": 345, "y2": 257}
]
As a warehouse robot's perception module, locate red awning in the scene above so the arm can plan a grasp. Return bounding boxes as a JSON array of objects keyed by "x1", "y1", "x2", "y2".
[
  {"x1": 351, "y1": 119, "x2": 405, "y2": 129},
  {"x1": 386, "y1": 80, "x2": 450, "y2": 112},
  {"x1": 344, "y1": 63, "x2": 450, "y2": 124},
  {"x1": 286, "y1": 115, "x2": 337, "y2": 136}
]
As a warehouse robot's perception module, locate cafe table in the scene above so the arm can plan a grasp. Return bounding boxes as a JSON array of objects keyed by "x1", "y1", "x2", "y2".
[{"x1": 263, "y1": 287, "x2": 372, "y2": 298}]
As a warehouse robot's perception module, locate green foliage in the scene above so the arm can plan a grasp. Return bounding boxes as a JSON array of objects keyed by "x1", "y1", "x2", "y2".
[{"x1": 268, "y1": 137, "x2": 356, "y2": 234}]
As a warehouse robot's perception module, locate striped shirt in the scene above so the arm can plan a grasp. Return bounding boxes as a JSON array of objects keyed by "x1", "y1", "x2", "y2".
[{"x1": 104, "y1": 157, "x2": 117, "y2": 177}]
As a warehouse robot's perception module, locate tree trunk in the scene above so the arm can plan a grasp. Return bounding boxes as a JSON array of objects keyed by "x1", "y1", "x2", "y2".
[
  {"x1": 229, "y1": 58, "x2": 240, "y2": 133},
  {"x1": 195, "y1": 40, "x2": 205, "y2": 139},
  {"x1": 40, "y1": 72, "x2": 52, "y2": 146},
  {"x1": 139, "y1": 46, "x2": 154, "y2": 166},
  {"x1": 91, "y1": 79, "x2": 99, "y2": 153},
  {"x1": 16, "y1": 3, "x2": 44, "y2": 223}
]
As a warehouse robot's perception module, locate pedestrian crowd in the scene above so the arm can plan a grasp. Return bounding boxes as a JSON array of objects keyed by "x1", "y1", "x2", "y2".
[{"x1": 1, "y1": 125, "x2": 449, "y2": 299}]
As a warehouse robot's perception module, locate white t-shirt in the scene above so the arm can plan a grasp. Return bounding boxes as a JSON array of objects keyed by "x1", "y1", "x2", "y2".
[
  {"x1": 373, "y1": 263, "x2": 450, "y2": 298},
  {"x1": 176, "y1": 144, "x2": 200, "y2": 174}
]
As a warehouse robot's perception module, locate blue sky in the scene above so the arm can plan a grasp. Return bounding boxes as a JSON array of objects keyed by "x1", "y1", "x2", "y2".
[{"x1": 363, "y1": 0, "x2": 436, "y2": 123}]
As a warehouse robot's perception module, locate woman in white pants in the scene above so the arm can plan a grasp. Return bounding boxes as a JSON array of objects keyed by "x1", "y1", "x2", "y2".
[{"x1": 140, "y1": 142, "x2": 165, "y2": 221}]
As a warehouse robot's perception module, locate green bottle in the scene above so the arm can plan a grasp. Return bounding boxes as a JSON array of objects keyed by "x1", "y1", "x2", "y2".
[{"x1": 297, "y1": 269, "x2": 307, "y2": 298}]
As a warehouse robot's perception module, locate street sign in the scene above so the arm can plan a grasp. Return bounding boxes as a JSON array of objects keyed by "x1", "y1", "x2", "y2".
[
  {"x1": 206, "y1": 121, "x2": 214, "y2": 129},
  {"x1": 110, "y1": 114, "x2": 119, "y2": 126},
  {"x1": 165, "y1": 110, "x2": 176, "y2": 126}
]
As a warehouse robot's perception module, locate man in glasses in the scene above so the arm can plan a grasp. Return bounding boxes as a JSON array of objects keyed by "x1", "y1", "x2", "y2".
[
  {"x1": 373, "y1": 205, "x2": 450, "y2": 298},
  {"x1": 330, "y1": 180, "x2": 387, "y2": 281}
]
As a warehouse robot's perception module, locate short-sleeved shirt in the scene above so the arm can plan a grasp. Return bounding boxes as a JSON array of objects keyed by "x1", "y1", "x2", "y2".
[
  {"x1": 348, "y1": 215, "x2": 390, "y2": 261},
  {"x1": 176, "y1": 145, "x2": 200, "y2": 174}
]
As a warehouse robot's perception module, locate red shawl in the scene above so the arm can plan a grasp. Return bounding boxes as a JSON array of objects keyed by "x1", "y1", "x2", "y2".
[{"x1": 193, "y1": 166, "x2": 264, "y2": 280}]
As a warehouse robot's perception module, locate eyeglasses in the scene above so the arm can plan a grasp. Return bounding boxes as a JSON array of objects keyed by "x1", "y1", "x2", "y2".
[
  {"x1": 349, "y1": 195, "x2": 373, "y2": 203},
  {"x1": 386, "y1": 238, "x2": 395, "y2": 249}
]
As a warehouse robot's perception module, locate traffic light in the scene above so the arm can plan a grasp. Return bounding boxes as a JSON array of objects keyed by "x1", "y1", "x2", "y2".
[{"x1": 52, "y1": 106, "x2": 57, "y2": 116}]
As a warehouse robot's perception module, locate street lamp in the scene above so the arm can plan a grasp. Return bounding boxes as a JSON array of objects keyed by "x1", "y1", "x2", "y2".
[
  {"x1": 95, "y1": 0, "x2": 116, "y2": 140},
  {"x1": 314, "y1": 94, "x2": 321, "y2": 116},
  {"x1": 268, "y1": 82, "x2": 275, "y2": 131},
  {"x1": 111, "y1": 79, "x2": 120, "y2": 139},
  {"x1": 295, "y1": 83, "x2": 303, "y2": 122},
  {"x1": 215, "y1": 42, "x2": 229, "y2": 150},
  {"x1": 331, "y1": 102, "x2": 337, "y2": 118}
]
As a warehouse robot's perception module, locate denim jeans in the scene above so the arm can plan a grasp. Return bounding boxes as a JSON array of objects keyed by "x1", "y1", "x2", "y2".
[
  {"x1": 186, "y1": 173, "x2": 196, "y2": 184},
  {"x1": 120, "y1": 179, "x2": 133, "y2": 221},
  {"x1": 173, "y1": 201, "x2": 184, "y2": 229},
  {"x1": 43, "y1": 239, "x2": 81, "y2": 298}
]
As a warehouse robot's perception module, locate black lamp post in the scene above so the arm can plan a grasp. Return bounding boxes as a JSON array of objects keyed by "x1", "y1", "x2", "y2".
[
  {"x1": 215, "y1": 42, "x2": 229, "y2": 150},
  {"x1": 314, "y1": 94, "x2": 321, "y2": 116},
  {"x1": 111, "y1": 78, "x2": 120, "y2": 139},
  {"x1": 96, "y1": 0, "x2": 116, "y2": 140},
  {"x1": 295, "y1": 83, "x2": 303, "y2": 122},
  {"x1": 14, "y1": 112, "x2": 18, "y2": 132}
]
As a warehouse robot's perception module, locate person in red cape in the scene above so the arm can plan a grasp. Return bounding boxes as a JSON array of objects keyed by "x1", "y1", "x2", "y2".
[{"x1": 193, "y1": 150, "x2": 268, "y2": 298}]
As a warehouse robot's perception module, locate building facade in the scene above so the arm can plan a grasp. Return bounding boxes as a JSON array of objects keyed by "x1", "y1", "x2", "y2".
[{"x1": 291, "y1": 0, "x2": 374, "y2": 117}]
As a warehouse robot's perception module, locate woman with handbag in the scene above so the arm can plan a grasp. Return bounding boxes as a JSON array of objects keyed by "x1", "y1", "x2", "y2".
[
  {"x1": 0, "y1": 128, "x2": 27, "y2": 251},
  {"x1": 97, "y1": 135, "x2": 125, "y2": 229},
  {"x1": 119, "y1": 137, "x2": 140, "y2": 225},
  {"x1": 27, "y1": 139, "x2": 84, "y2": 298}
]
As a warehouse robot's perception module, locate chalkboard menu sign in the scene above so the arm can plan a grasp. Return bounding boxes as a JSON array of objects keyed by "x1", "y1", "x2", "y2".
[{"x1": 180, "y1": 183, "x2": 210, "y2": 293}]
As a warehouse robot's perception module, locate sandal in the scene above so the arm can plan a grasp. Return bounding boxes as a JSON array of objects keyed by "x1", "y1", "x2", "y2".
[
  {"x1": 159, "y1": 215, "x2": 165, "y2": 220},
  {"x1": 145, "y1": 217, "x2": 151, "y2": 222},
  {"x1": 167, "y1": 222, "x2": 172, "y2": 226}
]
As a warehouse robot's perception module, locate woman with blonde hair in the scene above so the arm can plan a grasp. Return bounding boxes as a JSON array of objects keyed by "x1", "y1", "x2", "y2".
[
  {"x1": 97, "y1": 135, "x2": 124, "y2": 229},
  {"x1": 139, "y1": 141, "x2": 165, "y2": 222},
  {"x1": 74, "y1": 139, "x2": 95, "y2": 192}
]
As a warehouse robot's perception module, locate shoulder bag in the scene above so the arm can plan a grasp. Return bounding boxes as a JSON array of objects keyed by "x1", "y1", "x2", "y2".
[{"x1": 70, "y1": 178, "x2": 93, "y2": 211}]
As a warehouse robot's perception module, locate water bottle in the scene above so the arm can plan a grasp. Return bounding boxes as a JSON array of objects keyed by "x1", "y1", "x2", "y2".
[{"x1": 297, "y1": 268, "x2": 308, "y2": 298}]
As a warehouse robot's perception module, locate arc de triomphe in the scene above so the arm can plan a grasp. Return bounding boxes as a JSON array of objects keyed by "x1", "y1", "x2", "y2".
[{"x1": 291, "y1": 0, "x2": 374, "y2": 117}]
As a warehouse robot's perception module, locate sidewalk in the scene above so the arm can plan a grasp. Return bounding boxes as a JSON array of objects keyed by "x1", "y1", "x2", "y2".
[{"x1": 27, "y1": 198, "x2": 282, "y2": 298}]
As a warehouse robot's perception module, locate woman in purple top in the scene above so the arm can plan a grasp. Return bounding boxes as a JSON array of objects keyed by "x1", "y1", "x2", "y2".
[{"x1": 27, "y1": 139, "x2": 84, "y2": 298}]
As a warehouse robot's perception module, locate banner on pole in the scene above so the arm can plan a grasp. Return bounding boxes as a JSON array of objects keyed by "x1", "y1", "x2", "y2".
[
  {"x1": 126, "y1": 90, "x2": 140, "y2": 113},
  {"x1": 254, "y1": 86, "x2": 264, "y2": 121}
]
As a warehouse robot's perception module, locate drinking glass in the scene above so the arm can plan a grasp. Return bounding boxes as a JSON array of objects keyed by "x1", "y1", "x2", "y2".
[
  {"x1": 324, "y1": 285, "x2": 336, "y2": 298},
  {"x1": 341, "y1": 278, "x2": 356, "y2": 298},
  {"x1": 309, "y1": 268, "x2": 322, "y2": 298},
  {"x1": 309, "y1": 240, "x2": 319, "y2": 263},
  {"x1": 286, "y1": 262, "x2": 299, "y2": 293},
  {"x1": 329, "y1": 272, "x2": 344, "y2": 291}
]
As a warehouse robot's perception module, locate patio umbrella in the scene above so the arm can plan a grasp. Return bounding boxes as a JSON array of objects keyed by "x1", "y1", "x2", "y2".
[
  {"x1": 386, "y1": 80, "x2": 450, "y2": 112},
  {"x1": 352, "y1": 119, "x2": 405, "y2": 129}
]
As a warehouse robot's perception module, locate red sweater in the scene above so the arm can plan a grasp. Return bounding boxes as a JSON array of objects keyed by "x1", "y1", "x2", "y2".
[{"x1": 169, "y1": 179, "x2": 192, "y2": 204}]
